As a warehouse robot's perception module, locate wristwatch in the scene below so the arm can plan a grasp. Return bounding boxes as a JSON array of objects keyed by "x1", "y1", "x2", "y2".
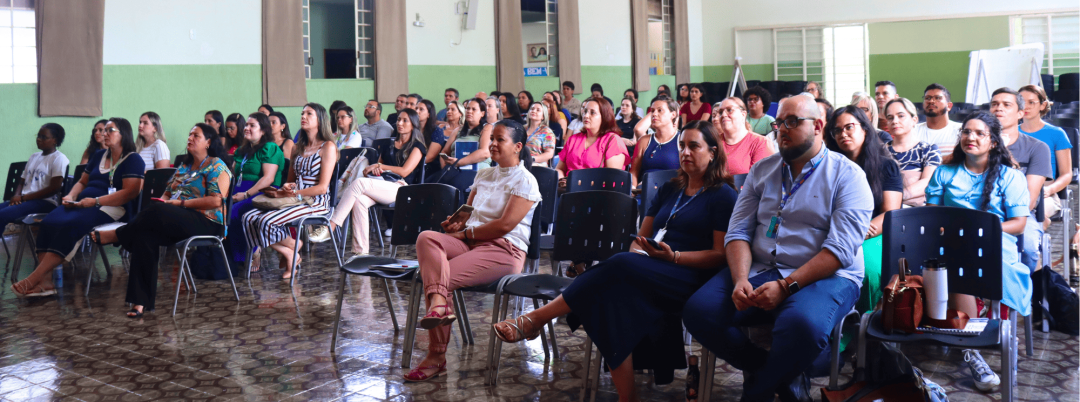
[
  {"x1": 783, "y1": 276, "x2": 800, "y2": 295},
  {"x1": 94, "y1": 197, "x2": 101, "y2": 208}
]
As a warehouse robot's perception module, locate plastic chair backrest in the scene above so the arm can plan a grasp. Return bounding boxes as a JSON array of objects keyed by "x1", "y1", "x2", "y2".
[
  {"x1": 881, "y1": 206, "x2": 1003, "y2": 301},
  {"x1": 734, "y1": 174, "x2": 748, "y2": 190},
  {"x1": 173, "y1": 154, "x2": 186, "y2": 168},
  {"x1": 1035, "y1": 191, "x2": 1045, "y2": 222},
  {"x1": 338, "y1": 147, "x2": 365, "y2": 178},
  {"x1": 567, "y1": 168, "x2": 631, "y2": 194},
  {"x1": 524, "y1": 201, "x2": 543, "y2": 260},
  {"x1": 529, "y1": 166, "x2": 558, "y2": 227},
  {"x1": 1066, "y1": 128, "x2": 1078, "y2": 173},
  {"x1": 640, "y1": 169, "x2": 678, "y2": 220},
  {"x1": 551, "y1": 191, "x2": 637, "y2": 262},
  {"x1": 361, "y1": 147, "x2": 379, "y2": 164},
  {"x1": 64, "y1": 164, "x2": 85, "y2": 196},
  {"x1": 389, "y1": 183, "x2": 461, "y2": 247},
  {"x1": 372, "y1": 138, "x2": 394, "y2": 159},
  {"x1": 4, "y1": 162, "x2": 27, "y2": 201},
  {"x1": 140, "y1": 168, "x2": 177, "y2": 214}
]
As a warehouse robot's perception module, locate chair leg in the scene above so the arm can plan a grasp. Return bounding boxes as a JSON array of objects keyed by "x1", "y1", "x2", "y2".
[
  {"x1": 578, "y1": 335, "x2": 595, "y2": 402},
  {"x1": 455, "y1": 290, "x2": 474, "y2": 345},
  {"x1": 534, "y1": 299, "x2": 550, "y2": 362},
  {"x1": 331, "y1": 272, "x2": 347, "y2": 353},
  {"x1": 172, "y1": 246, "x2": 190, "y2": 316},
  {"x1": 175, "y1": 248, "x2": 197, "y2": 294},
  {"x1": 484, "y1": 289, "x2": 505, "y2": 386},
  {"x1": 2, "y1": 234, "x2": 9, "y2": 268},
  {"x1": 370, "y1": 209, "x2": 385, "y2": 251},
  {"x1": 216, "y1": 241, "x2": 240, "y2": 301},
  {"x1": 1024, "y1": 313, "x2": 1034, "y2": 356},
  {"x1": 400, "y1": 274, "x2": 424, "y2": 369},
  {"x1": 489, "y1": 293, "x2": 513, "y2": 384},
  {"x1": 84, "y1": 242, "x2": 95, "y2": 294},
  {"x1": 543, "y1": 300, "x2": 559, "y2": 359},
  {"x1": 855, "y1": 313, "x2": 872, "y2": 382},
  {"x1": 289, "y1": 224, "x2": 303, "y2": 287},
  {"x1": 382, "y1": 278, "x2": 399, "y2": 331},
  {"x1": 699, "y1": 349, "x2": 715, "y2": 402},
  {"x1": 1001, "y1": 311, "x2": 1016, "y2": 402}
]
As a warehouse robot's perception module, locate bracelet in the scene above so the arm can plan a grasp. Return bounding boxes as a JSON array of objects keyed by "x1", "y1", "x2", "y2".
[
  {"x1": 673, "y1": 251, "x2": 681, "y2": 264},
  {"x1": 777, "y1": 279, "x2": 790, "y2": 296},
  {"x1": 181, "y1": 199, "x2": 186, "y2": 208},
  {"x1": 468, "y1": 227, "x2": 476, "y2": 240}
]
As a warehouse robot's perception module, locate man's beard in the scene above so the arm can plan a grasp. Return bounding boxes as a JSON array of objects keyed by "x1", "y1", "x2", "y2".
[
  {"x1": 924, "y1": 108, "x2": 945, "y2": 118},
  {"x1": 779, "y1": 134, "x2": 816, "y2": 162}
]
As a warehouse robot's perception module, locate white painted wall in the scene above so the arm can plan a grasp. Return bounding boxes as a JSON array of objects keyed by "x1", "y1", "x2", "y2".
[
  {"x1": 522, "y1": 21, "x2": 547, "y2": 68},
  {"x1": 578, "y1": 0, "x2": 632, "y2": 66},
  {"x1": 405, "y1": 0, "x2": 495, "y2": 66},
  {"x1": 701, "y1": 0, "x2": 1079, "y2": 66},
  {"x1": 687, "y1": 0, "x2": 703, "y2": 67},
  {"x1": 103, "y1": 0, "x2": 261, "y2": 65}
]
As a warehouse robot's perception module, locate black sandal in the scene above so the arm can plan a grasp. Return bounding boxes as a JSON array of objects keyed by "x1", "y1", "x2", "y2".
[
  {"x1": 126, "y1": 309, "x2": 143, "y2": 319},
  {"x1": 566, "y1": 262, "x2": 589, "y2": 278},
  {"x1": 90, "y1": 230, "x2": 102, "y2": 245}
]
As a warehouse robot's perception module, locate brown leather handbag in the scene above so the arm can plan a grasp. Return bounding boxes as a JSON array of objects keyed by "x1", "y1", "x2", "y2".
[{"x1": 879, "y1": 258, "x2": 924, "y2": 334}]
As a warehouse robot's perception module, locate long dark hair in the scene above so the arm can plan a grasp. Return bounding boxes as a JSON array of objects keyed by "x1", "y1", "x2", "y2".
[
  {"x1": 224, "y1": 113, "x2": 247, "y2": 150},
  {"x1": 294, "y1": 102, "x2": 335, "y2": 158},
  {"x1": 494, "y1": 119, "x2": 533, "y2": 170},
  {"x1": 419, "y1": 99, "x2": 439, "y2": 145},
  {"x1": 237, "y1": 113, "x2": 272, "y2": 158},
  {"x1": 948, "y1": 112, "x2": 1016, "y2": 212},
  {"x1": 268, "y1": 112, "x2": 292, "y2": 140},
  {"x1": 394, "y1": 108, "x2": 424, "y2": 167},
  {"x1": 518, "y1": 91, "x2": 534, "y2": 111},
  {"x1": 183, "y1": 123, "x2": 227, "y2": 168},
  {"x1": 676, "y1": 83, "x2": 690, "y2": 103},
  {"x1": 205, "y1": 110, "x2": 224, "y2": 128},
  {"x1": 674, "y1": 120, "x2": 734, "y2": 190},
  {"x1": 329, "y1": 100, "x2": 348, "y2": 133},
  {"x1": 503, "y1": 95, "x2": 526, "y2": 124},
  {"x1": 107, "y1": 117, "x2": 138, "y2": 158},
  {"x1": 824, "y1": 105, "x2": 896, "y2": 215},
  {"x1": 84, "y1": 119, "x2": 108, "y2": 156},
  {"x1": 464, "y1": 97, "x2": 488, "y2": 135}
]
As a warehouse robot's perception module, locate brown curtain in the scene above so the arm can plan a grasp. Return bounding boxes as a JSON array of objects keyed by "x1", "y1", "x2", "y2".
[
  {"x1": 494, "y1": 0, "x2": 524, "y2": 93},
  {"x1": 629, "y1": 0, "x2": 649, "y2": 91},
  {"x1": 373, "y1": 0, "x2": 407, "y2": 102},
  {"x1": 557, "y1": 0, "x2": 581, "y2": 94},
  {"x1": 672, "y1": 0, "x2": 690, "y2": 85},
  {"x1": 262, "y1": 0, "x2": 307, "y2": 106},
  {"x1": 36, "y1": 0, "x2": 104, "y2": 117}
]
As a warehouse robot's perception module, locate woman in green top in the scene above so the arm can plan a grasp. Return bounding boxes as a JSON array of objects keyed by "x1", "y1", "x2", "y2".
[{"x1": 227, "y1": 113, "x2": 285, "y2": 267}]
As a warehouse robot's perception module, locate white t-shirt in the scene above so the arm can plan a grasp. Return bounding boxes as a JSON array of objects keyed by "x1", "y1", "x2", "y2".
[
  {"x1": 21, "y1": 150, "x2": 69, "y2": 205},
  {"x1": 138, "y1": 140, "x2": 170, "y2": 171},
  {"x1": 915, "y1": 121, "x2": 961, "y2": 157}
]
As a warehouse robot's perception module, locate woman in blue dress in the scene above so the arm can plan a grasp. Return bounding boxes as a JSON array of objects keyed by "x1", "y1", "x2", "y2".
[
  {"x1": 493, "y1": 120, "x2": 737, "y2": 400},
  {"x1": 629, "y1": 96, "x2": 681, "y2": 188},
  {"x1": 11, "y1": 118, "x2": 145, "y2": 297},
  {"x1": 924, "y1": 111, "x2": 1031, "y2": 392}
]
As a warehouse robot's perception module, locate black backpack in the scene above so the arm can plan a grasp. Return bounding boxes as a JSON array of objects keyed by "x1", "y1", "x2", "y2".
[{"x1": 1032, "y1": 267, "x2": 1080, "y2": 335}]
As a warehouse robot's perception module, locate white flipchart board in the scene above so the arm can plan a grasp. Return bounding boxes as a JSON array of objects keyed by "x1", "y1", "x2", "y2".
[{"x1": 965, "y1": 43, "x2": 1044, "y2": 105}]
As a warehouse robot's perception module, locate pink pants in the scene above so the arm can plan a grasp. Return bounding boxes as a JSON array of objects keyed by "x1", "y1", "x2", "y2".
[
  {"x1": 415, "y1": 230, "x2": 526, "y2": 353},
  {"x1": 330, "y1": 177, "x2": 402, "y2": 255}
]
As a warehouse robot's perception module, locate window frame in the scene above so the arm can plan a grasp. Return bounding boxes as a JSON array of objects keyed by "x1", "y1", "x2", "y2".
[
  {"x1": 0, "y1": 0, "x2": 37, "y2": 84},
  {"x1": 646, "y1": 0, "x2": 674, "y2": 76},
  {"x1": 1010, "y1": 12, "x2": 1080, "y2": 79},
  {"x1": 302, "y1": 0, "x2": 374, "y2": 81}
]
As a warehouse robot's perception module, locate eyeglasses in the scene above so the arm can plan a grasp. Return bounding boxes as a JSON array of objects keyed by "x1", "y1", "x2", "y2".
[
  {"x1": 770, "y1": 116, "x2": 816, "y2": 130},
  {"x1": 365, "y1": 105, "x2": 378, "y2": 109},
  {"x1": 831, "y1": 123, "x2": 860, "y2": 137},
  {"x1": 105, "y1": 128, "x2": 119, "y2": 133},
  {"x1": 960, "y1": 129, "x2": 990, "y2": 139},
  {"x1": 923, "y1": 95, "x2": 945, "y2": 102},
  {"x1": 717, "y1": 107, "x2": 744, "y2": 116}
]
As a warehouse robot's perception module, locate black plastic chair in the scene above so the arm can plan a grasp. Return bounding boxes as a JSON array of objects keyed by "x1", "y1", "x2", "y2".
[
  {"x1": 639, "y1": 169, "x2": 678, "y2": 221},
  {"x1": 329, "y1": 183, "x2": 460, "y2": 369},
  {"x1": 10, "y1": 164, "x2": 71, "y2": 270},
  {"x1": 84, "y1": 168, "x2": 176, "y2": 293},
  {"x1": 370, "y1": 161, "x2": 428, "y2": 250},
  {"x1": 275, "y1": 161, "x2": 344, "y2": 287},
  {"x1": 567, "y1": 167, "x2": 631, "y2": 194},
  {"x1": 337, "y1": 147, "x2": 366, "y2": 179},
  {"x1": 172, "y1": 154, "x2": 186, "y2": 168},
  {"x1": 530, "y1": 166, "x2": 558, "y2": 232},
  {"x1": 171, "y1": 181, "x2": 240, "y2": 315},
  {"x1": 856, "y1": 207, "x2": 1018, "y2": 402},
  {"x1": 1, "y1": 162, "x2": 27, "y2": 267},
  {"x1": 492, "y1": 191, "x2": 637, "y2": 388}
]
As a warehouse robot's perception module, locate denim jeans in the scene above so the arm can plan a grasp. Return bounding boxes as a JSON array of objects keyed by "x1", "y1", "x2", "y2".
[
  {"x1": 1020, "y1": 209, "x2": 1041, "y2": 272},
  {"x1": 683, "y1": 268, "x2": 859, "y2": 400}
]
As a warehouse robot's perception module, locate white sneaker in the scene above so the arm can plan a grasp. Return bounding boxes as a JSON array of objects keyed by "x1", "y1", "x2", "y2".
[
  {"x1": 383, "y1": 228, "x2": 392, "y2": 238},
  {"x1": 307, "y1": 225, "x2": 331, "y2": 243},
  {"x1": 963, "y1": 349, "x2": 1000, "y2": 391}
]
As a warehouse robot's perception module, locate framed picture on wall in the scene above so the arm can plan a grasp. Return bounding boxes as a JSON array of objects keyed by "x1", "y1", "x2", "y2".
[{"x1": 527, "y1": 43, "x2": 548, "y2": 63}]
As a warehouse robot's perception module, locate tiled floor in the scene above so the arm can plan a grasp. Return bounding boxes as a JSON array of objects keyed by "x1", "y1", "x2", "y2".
[{"x1": 1, "y1": 202, "x2": 1077, "y2": 401}]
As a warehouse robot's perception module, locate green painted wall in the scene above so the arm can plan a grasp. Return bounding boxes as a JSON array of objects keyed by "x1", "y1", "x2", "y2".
[
  {"x1": 869, "y1": 51, "x2": 973, "y2": 102},
  {"x1": 407, "y1": 65, "x2": 495, "y2": 105}
]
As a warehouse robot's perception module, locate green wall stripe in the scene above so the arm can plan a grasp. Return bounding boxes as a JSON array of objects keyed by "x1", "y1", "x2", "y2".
[
  {"x1": 868, "y1": 16, "x2": 1010, "y2": 55},
  {"x1": 869, "y1": 51, "x2": 973, "y2": 102}
]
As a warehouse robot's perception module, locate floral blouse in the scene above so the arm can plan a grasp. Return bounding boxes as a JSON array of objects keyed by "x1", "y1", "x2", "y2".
[{"x1": 163, "y1": 157, "x2": 232, "y2": 227}]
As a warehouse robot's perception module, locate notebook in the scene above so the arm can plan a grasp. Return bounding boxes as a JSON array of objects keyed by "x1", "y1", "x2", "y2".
[{"x1": 917, "y1": 318, "x2": 989, "y2": 336}]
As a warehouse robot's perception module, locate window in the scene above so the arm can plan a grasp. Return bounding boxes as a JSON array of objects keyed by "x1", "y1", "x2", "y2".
[
  {"x1": 647, "y1": 0, "x2": 672, "y2": 76},
  {"x1": 0, "y1": 0, "x2": 36, "y2": 84},
  {"x1": 521, "y1": 0, "x2": 558, "y2": 77},
  {"x1": 302, "y1": 0, "x2": 373, "y2": 80},
  {"x1": 1011, "y1": 13, "x2": 1079, "y2": 83},
  {"x1": 772, "y1": 25, "x2": 867, "y2": 106}
]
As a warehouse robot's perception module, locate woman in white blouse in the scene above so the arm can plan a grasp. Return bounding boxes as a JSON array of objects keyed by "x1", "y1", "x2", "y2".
[{"x1": 403, "y1": 119, "x2": 541, "y2": 382}]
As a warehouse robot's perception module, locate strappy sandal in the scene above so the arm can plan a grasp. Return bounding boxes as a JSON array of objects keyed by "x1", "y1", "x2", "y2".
[
  {"x1": 403, "y1": 361, "x2": 447, "y2": 382},
  {"x1": 419, "y1": 304, "x2": 457, "y2": 330},
  {"x1": 126, "y1": 308, "x2": 144, "y2": 319},
  {"x1": 493, "y1": 315, "x2": 542, "y2": 343},
  {"x1": 11, "y1": 279, "x2": 56, "y2": 298}
]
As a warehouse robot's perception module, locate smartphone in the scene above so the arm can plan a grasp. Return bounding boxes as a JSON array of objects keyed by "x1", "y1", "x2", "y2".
[
  {"x1": 448, "y1": 204, "x2": 474, "y2": 226},
  {"x1": 630, "y1": 234, "x2": 661, "y2": 250},
  {"x1": 62, "y1": 199, "x2": 76, "y2": 205},
  {"x1": 439, "y1": 153, "x2": 453, "y2": 160}
]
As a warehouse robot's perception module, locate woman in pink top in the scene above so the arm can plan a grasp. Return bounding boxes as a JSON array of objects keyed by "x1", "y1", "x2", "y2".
[
  {"x1": 710, "y1": 97, "x2": 773, "y2": 175},
  {"x1": 555, "y1": 97, "x2": 629, "y2": 184}
]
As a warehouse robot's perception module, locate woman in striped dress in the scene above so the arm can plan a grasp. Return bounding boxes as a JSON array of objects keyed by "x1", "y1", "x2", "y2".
[{"x1": 242, "y1": 103, "x2": 339, "y2": 279}]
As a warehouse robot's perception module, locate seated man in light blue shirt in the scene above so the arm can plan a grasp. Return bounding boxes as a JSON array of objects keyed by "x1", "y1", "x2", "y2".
[
  {"x1": 684, "y1": 94, "x2": 873, "y2": 402},
  {"x1": 357, "y1": 99, "x2": 394, "y2": 147}
]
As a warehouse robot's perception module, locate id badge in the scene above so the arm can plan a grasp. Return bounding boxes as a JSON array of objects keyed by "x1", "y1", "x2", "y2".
[
  {"x1": 654, "y1": 228, "x2": 667, "y2": 243},
  {"x1": 107, "y1": 187, "x2": 117, "y2": 195},
  {"x1": 765, "y1": 216, "x2": 781, "y2": 239},
  {"x1": 171, "y1": 191, "x2": 181, "y2": 201}
]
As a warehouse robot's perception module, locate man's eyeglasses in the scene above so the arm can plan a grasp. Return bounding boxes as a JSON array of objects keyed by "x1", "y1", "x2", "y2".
[
  {"x1": 770, "y1": 116, "x2": 816, "y2": 130},
  {"x1": 923, "y1": 95, "x2": 945, "y2": 102}
]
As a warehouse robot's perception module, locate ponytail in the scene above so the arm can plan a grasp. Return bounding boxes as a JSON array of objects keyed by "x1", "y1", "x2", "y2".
[{"x1": 494, "y1": 118, "x2": 533, "y2": 170}]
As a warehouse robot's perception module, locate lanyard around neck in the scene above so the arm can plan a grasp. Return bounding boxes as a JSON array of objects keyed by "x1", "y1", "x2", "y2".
[{"x1": 777, "y1": 150, "x2": 826, "y2": 216}]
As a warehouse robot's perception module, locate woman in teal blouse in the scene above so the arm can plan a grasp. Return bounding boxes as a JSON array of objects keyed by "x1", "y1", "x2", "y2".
[{"x1": 227, "y1": 113, "x2": 285, "y2": 268}]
